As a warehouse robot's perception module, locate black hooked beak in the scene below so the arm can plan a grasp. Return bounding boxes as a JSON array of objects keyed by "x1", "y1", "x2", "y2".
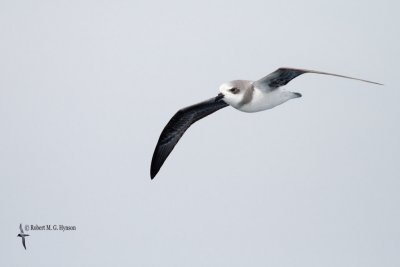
[{"x1": 215, "y1": 93, "x2": 224, "y2": 101}]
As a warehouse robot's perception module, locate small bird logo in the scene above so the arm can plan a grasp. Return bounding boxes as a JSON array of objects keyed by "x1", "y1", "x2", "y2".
[{"x1": 17, "y1": 224, "x2": 29, "y2": 250}]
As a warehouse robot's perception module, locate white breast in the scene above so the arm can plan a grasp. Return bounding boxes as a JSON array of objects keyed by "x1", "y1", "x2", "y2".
[{"x1": 238, "y1": 88, "x2": 294, "y2": 113}]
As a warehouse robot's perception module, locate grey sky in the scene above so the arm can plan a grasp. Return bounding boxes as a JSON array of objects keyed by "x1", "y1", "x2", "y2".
[{"x1": 1, "y1": 0, "x2": 399, "y2": 266}]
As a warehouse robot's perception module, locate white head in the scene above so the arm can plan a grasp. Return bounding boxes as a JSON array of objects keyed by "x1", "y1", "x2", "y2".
[{"x1": 218, "y1": 80, "x2": 253, "y2": 108}]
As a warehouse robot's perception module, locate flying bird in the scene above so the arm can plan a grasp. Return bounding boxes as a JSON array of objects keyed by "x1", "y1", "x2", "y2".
[
  {"x1": 17, "y1": 223, "x2": 29, "y2": 250},
  {"x1": 150, "y1": 67, "x2": 382, "y2": 179}
]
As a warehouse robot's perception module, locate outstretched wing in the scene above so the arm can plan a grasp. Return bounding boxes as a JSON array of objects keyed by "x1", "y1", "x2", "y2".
[
  {"x1": 151, "y1": 95, "x2": 228, "y2": 179},
  {"x1": 20, "y1": 224, "x2": 23, "y2": 234},
  {"x1": 254, "y1": 67, "x2": 383, "y2": 91}
]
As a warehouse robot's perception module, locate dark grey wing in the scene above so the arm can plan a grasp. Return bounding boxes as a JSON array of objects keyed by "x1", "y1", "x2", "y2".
[
  {"x1": 20, "y1": 224, "x2": 23, "y2": 234},
  {"x1": 22, "y1": 237, "x2": 26, "y2": 250},
  {"x1": 151, "y1": 95, "x2": 228, "y2": 179},
  {"x1": 254, "y1": 67, "x2": 383, "y2": 91}
]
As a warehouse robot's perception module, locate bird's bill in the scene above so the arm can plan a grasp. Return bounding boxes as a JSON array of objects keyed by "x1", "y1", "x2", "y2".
[{"x1": 215, "y1": 93, "x2": 224, "y2": 101}]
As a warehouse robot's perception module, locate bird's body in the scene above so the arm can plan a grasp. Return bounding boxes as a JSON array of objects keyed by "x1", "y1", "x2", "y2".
[
  {"x1": 224, "y1": 84, "x2": 301, "y2": 113},
  {"x1": 247, "y1": 88, "x2": 301, "y2": 112},
  {"x1": 150, "y1": 67, "x2": 382, "y2": 179}
]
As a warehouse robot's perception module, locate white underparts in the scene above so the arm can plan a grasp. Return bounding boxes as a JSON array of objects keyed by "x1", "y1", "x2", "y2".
[{"x1": 237, "y1": 88, "x2": 299, "y2": 113}]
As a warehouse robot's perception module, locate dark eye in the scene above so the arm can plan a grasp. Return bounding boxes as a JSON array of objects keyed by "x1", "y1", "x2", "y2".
[{"x1": 229, "y1": 87, "x2": 240, "y2": 94}]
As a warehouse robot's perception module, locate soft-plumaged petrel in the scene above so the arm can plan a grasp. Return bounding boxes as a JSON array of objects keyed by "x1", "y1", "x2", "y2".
[
  {"x1": 17, "y1": 223, "x2": 29, "y2": 250},
  {"x1": 150, "y1": 67, "x2": 382, "y2": 179}
]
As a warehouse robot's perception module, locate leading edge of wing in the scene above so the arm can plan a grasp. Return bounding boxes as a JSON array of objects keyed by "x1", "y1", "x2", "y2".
[{"x1": 255, "y1": 67, "x2": 383, "y2": 91}]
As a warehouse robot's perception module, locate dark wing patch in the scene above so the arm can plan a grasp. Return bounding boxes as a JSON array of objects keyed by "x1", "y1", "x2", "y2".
[
  {"x1": 264, "y1": 68, "x2": 307, "y2": 88},
  {"x1": 255, "y1": 67, "x2": 383, "y2": 90},
  {"x1": 150, "y1": 96, "x2": 228, "y2": 179}
]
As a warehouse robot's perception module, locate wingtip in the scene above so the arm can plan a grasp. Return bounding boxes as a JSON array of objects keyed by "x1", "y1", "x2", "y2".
[
  {"x1": 365, "y1": 80, "x2": 384, "y2": 86},
  {"x1": 150, "y1": 169, "x2": 157, "y2": 180},
  {"x1": 150, "y1": 154, "x2": 156, "y2": 179}
]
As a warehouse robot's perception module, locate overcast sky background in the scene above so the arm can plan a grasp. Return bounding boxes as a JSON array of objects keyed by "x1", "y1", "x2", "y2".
[{"x1": 1, "y1": 0, "x2": 399, "y2": 266}]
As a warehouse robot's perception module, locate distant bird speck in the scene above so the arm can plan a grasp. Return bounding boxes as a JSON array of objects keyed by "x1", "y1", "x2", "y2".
[{"x1": 17, "y1": 223, "x2": 29, "y2": 250}]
